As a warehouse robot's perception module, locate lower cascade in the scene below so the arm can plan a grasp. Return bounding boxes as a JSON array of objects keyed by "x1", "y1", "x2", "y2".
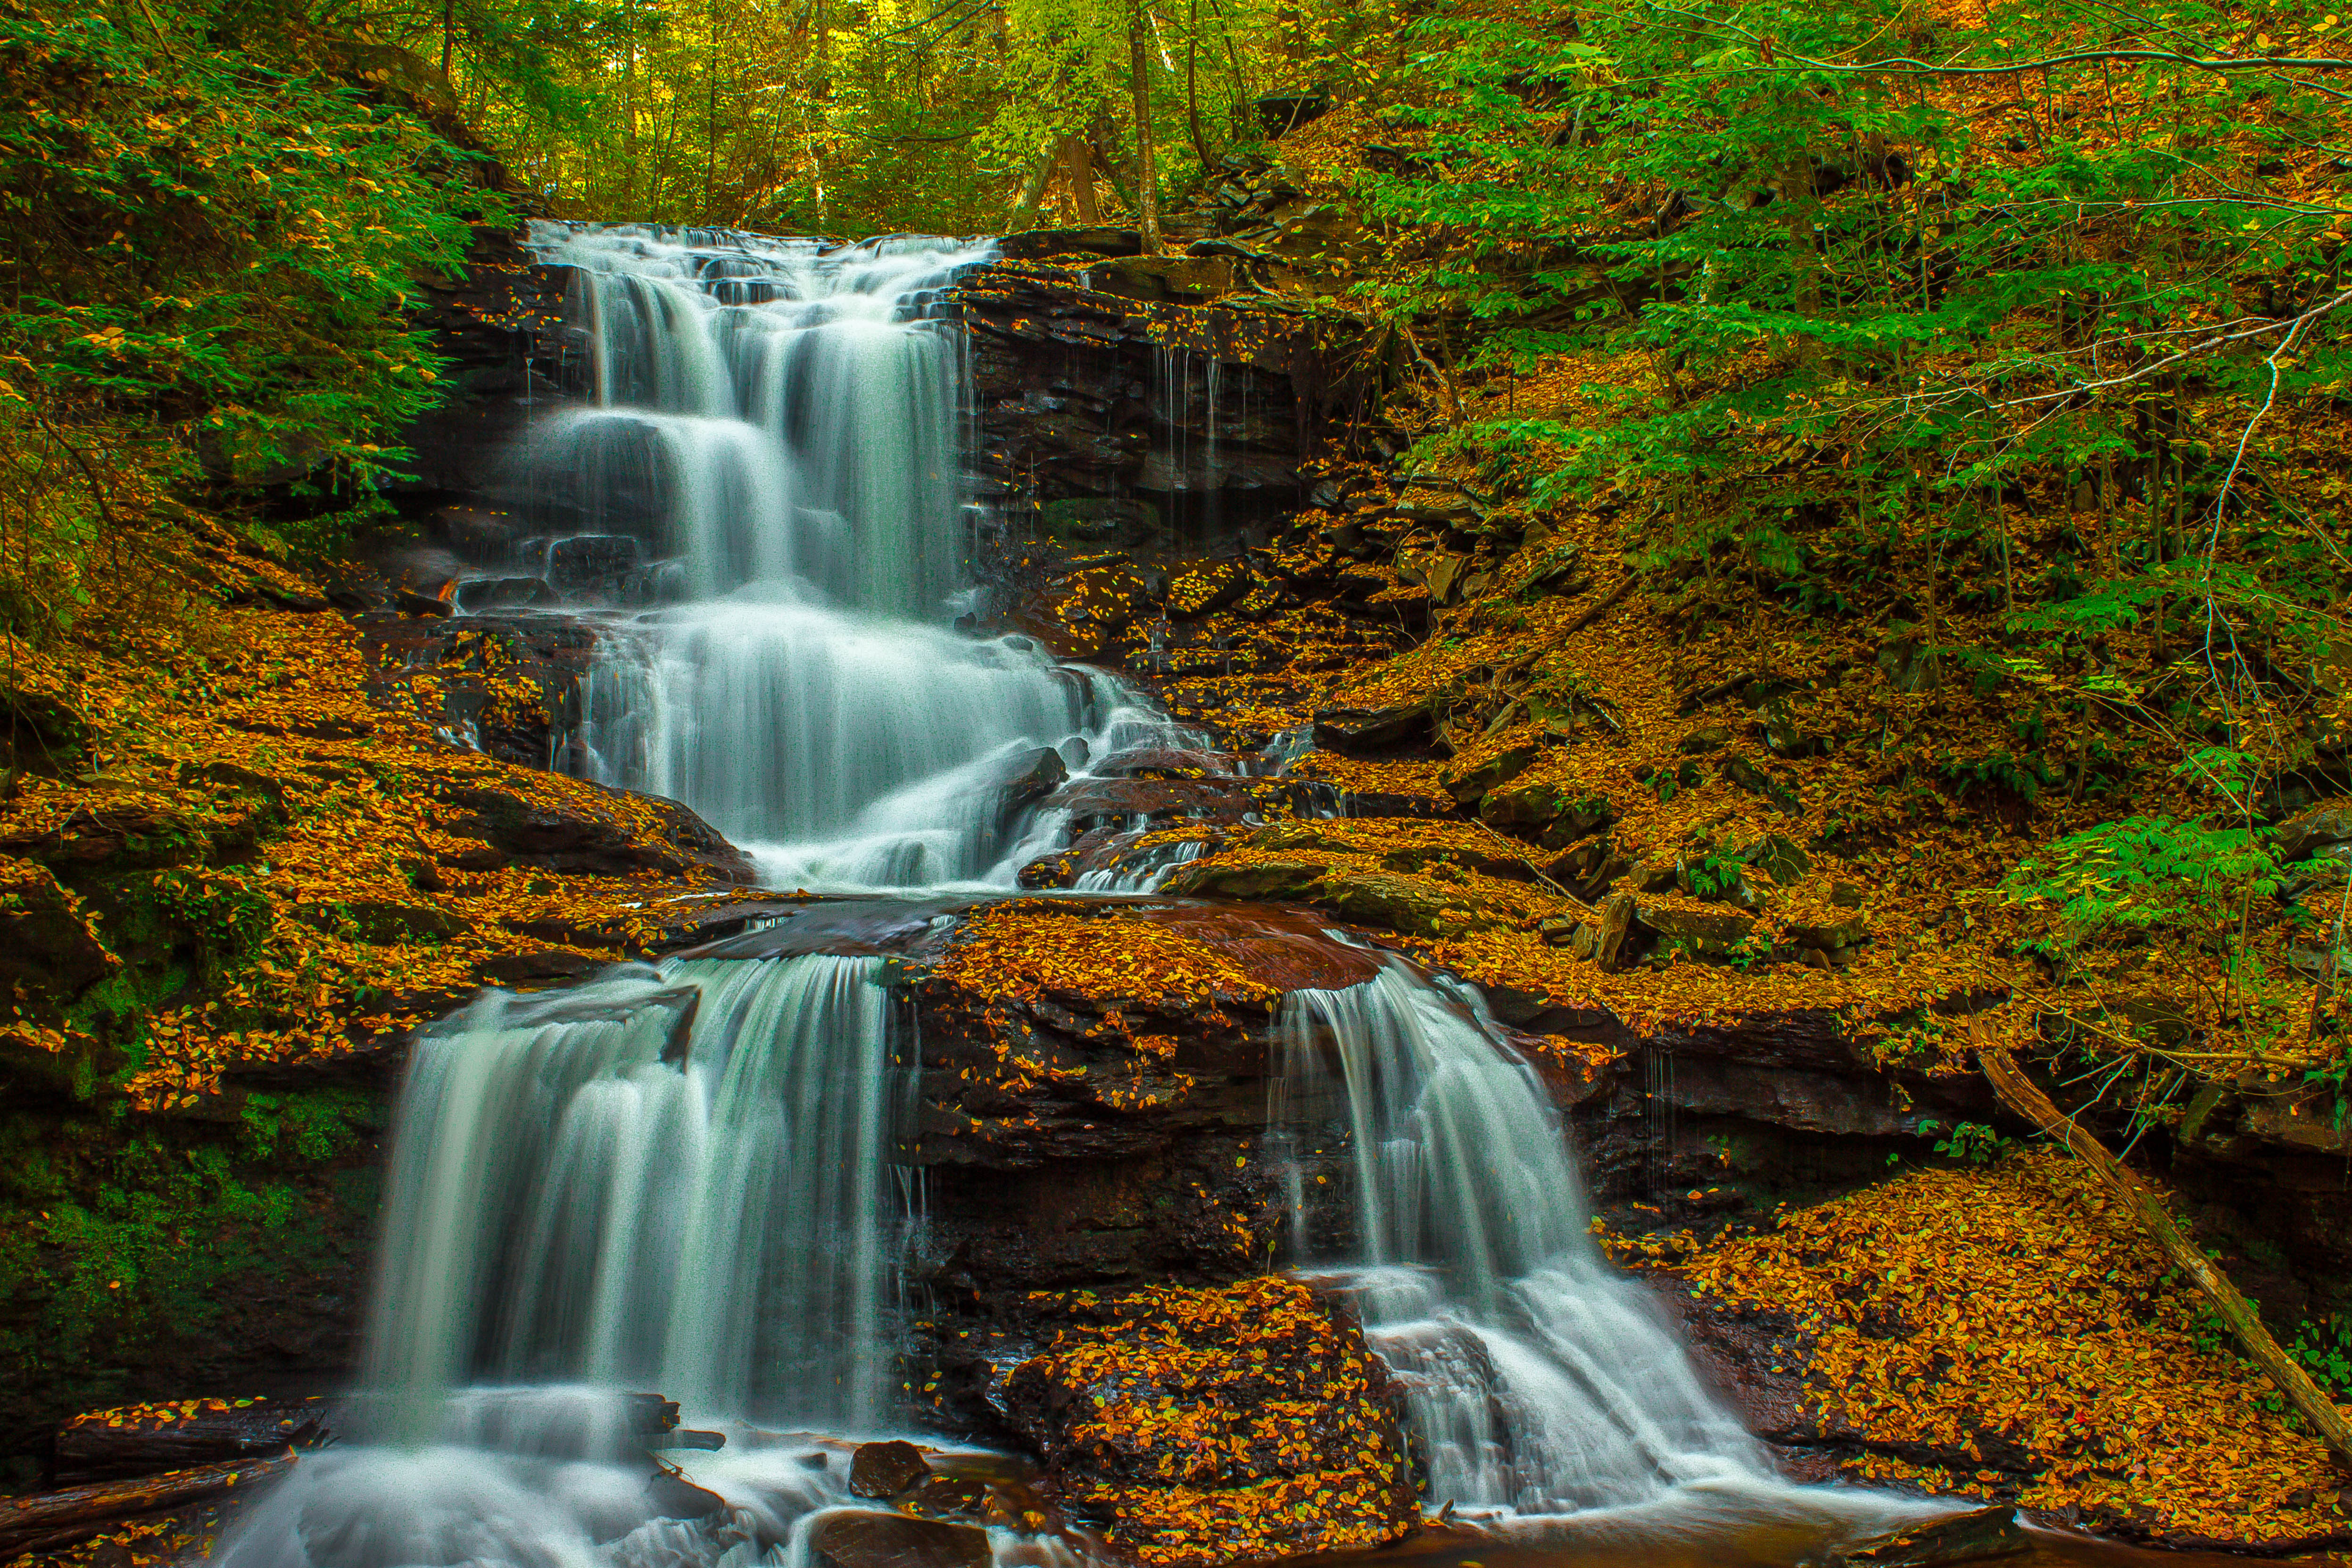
[
  {"x1": 1275, "y1": 962, "x2": 1765, "y2": 1515},
  {"x1": 215, "y1": 224, "x2": 1934, "y2": 1567},
  {"x1": 364, "y1": 958, "x2": 909, "y2": 1427}
]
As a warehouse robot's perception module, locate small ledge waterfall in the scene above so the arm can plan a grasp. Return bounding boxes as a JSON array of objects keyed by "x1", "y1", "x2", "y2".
[
  {"x1": 366, "y1": 958, "x2": 910, "y2": 1428},
  {"x1": 1274, "y1": 961, "x2": 1766, "y2": 1515},
  {"x1": 214, "y1": 225, "x2": 1929, "y2": 1566}
]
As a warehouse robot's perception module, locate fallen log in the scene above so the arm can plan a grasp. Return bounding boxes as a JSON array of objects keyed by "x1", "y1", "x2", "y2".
[
  {"x1": 0, "y1": 1449, "x2": 295, "y2": 1561},
  {"x1": 1830, "y1": 1504, "x2": 2025, "y2": 1567},
  {"x1": 1978, "y1": 1039, "x2": 2352, "y2": 1472},
  {"x1": 54, "y1": 1396, "x2": 328, "y2": 1485},
  {"x1": 648, "y1": 1429, "x2": 728, "y2": 1452},
  {"x1": 1499, "y1": 576, "x2": 1635, "y2": 679}
]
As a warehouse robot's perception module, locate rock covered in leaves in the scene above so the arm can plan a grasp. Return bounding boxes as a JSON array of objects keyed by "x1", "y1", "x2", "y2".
[
  {"x1": 1003, "y1": 1278, "x2": 1420, "y2": 1566},
  {"x1": 912, "y1": 896, "x2": 1380, "y2": 1163}
]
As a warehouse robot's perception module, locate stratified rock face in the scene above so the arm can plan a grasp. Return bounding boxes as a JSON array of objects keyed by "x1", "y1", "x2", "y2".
[
  {"x1": 389, "y1": 224, "x2": 569, "y2": 509},
  {"x1": 947, "y1": 257, "x2": 1358, "y2": 525},
  {"x1": 1002, "y1": 1278, "x2": 1419, "y2": 1567}
]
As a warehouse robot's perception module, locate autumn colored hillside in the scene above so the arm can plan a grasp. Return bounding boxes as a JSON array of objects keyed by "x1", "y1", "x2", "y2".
[{"x1": 9, "y1": 0, "x2": 2352, "y2": 1552}]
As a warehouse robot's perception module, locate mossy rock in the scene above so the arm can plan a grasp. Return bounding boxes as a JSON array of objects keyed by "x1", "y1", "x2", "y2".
[
  {"x1": 1478, "y1": 779, "x2": 1614, "y2": 846},
  {"x1": 1786, "y1": 910, "x2": 1869, "y2": 949},
  {"x1": 1040, "y1": 497, "x2": 1159, "y2": 545},
  {"x1": 1165, "y1": 855, "x2": 1521, "y2": 937},
  {"x1": 1440, "y1": 740, "x2": 1540, "y2": 809},
  {"x1": 1634, "y1": 898, "x2": 1756, "y2": 955}
]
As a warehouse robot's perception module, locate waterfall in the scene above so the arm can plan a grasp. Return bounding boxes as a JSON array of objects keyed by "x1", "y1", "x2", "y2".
[
  {"x1": 568, "y1": 591, "x2": 1164, "y2": 887},
  {"x1": 526, "y1": 221, "x2": 978, "y2": 619},
  {"x1": 517, "y1": 222, "x2": 1187, "y2": 889},
  {"x1": 1272, "y1": 960, "x2": 1773, "y2": 1515},
  {"x1": 206, "y1": 223, "x2": 1942, "y2": 1568},
  {"x1": 367, "y1": 954, "x2": 912, "y2": 1428}
]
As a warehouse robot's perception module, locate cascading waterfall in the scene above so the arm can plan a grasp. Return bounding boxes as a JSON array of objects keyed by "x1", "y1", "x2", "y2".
[
  {"x1": 367, "y1": 956, "x2": 910, "y2": 1427},
  {"x1": 1274, "y1": 960, "x2": 1794, "y2": 1516},
  {"x1": 517, "y1": 221, "x2": 1182, "y2": 888},
  {"x1": 568, "y1": 593, "x2": 1168, "y2": 888},
  {"x1": 211, "y1": 224, "x2": 1942, "y2": 1568},
  {"x1": 215, "y1": 956, "x2": 920, "y2": 1568}
]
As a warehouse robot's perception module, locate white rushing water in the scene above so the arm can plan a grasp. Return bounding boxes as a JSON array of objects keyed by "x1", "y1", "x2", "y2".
[
  {"x1": 1273, "y1": 961, "x2": 1765, "y2": 1514},
  {"x1": 365, "y1": 958, "x2": 909, "y2": 1427},
  {"x1": 1270, "y1": 957, "x2": 1930, "y2": 1545},
  {"x1": 216, "y1": 958, "x2": 921, "y2": 1568},
  {"x1": 515, "y1": 221, "x2": 1184, "y2": 889}
]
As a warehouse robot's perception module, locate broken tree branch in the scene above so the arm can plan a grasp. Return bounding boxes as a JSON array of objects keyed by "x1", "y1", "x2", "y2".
[
  {"x1": 0, "y1": 1450, "x2": 297, "y2": 1560},
  {"x1": 1978, "y1": 1037, "x2": 2352, "y2": 1472}
]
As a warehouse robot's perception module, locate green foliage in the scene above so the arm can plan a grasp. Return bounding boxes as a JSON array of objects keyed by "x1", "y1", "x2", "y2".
[
  {"x1": 0, "y1": 1103, "x2": 378, "y2": 1435},
  {"x1": 240, "y1": 1089, "x2": 373, "y2": 1163},
  {"x1": 1684, "y1": 849, "x2": 1747, "y2": 899},
  {"x1": 1355, "y1": 0, "x2": 2352, "y2": 710},
  {"x1": 1936, "y1": 747, "x2": 2056, "y2": 807},
  {"x1": 148, "y1": 869, "x2": 276, "y2": 980},
  {"x1": 0, "y1": 0, "x2": 496, "y2": 640},
  {"x1": 2005, "y1": 816, "x2": 2288, "y2": 946},
  {"x1": 2288, "y1": 1313, "x2": 2352, "y2": 1403},
  {"x1": 1917, "y1": 1119, "x2": 2015, "y2": 1166}
]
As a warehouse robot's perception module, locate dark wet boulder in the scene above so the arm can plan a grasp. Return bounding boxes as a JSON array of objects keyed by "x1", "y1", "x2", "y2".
[
  {"x1": 1164, "y1": 856, "x2": 1523, "y2": 937},
  {"x1": 1831, "y1": 1507, "x2": 2028, "y2": 1567},
  {"x1": 1479, "y1": 777, "x2": 1615, "y2": 846},
  {"x1": 2277, "y1": 798, "x2": 2352, "y2": 864},
  {"x1": 808, "y1": 1510, "x2": 991, "y2": 1568},
  {"x1": 1312, "y1": 701, "x2": 1431, "y2": 753},
  {"x1": 848, "y1": 1440, "x2": 932, "y2": 1499},
  {"x1": 1162, "y1": 559, "x2": 1251, "y2": 618},
  {"x1": 0, "y1": 859, "x2": 117, "y2": 1005},
  {"x1": 1018, "y1": 847, "x2": 1082, "y2": 888},
  {"x1": 645, "y1": 1468, "x2": 729, "y2": 1520},
  {"x1": 994, "y1": 227, "x2": 1145, "y2": 260},
  {"x1": 431, "y1": 777, "x2": 756, "y2": 884},
  {"x1": 1039, "y1": 776, "x2": 1258, "y2": 832},
  {"x1": 1091, "y1": 747, "x2": 1242, "y2": 779},
  {"x1": 1440, "y1": 739, "x2": 1540, "y2": 808},
  {"x1": 988, "y1": 747, "x2": 1069, "y2": 818}
]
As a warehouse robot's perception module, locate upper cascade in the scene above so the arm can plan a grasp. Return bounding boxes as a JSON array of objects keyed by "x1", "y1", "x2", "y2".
[
  {"x1": 506, "y1": 222, "x2": 1194, "y2": 890},
  {"x1": 522, "y1": 222, "x2": 993, "y2": 616}
]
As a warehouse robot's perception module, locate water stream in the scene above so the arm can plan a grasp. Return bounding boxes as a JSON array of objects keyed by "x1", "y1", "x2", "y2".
[{"x1": 216, "y1": 224, "x2": 1939, "y2": 1567}]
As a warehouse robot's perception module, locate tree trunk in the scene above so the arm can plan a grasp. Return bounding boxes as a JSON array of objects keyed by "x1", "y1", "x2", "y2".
[
  {"x1": 621, "y1": 0, "x2": 639, "y2": 213},
  {"x1": 1128, "y1": 0, "x2": 1162, "y2": 252},
  {"x1": 1088, "y1": 126, "x2": 1135, "y2": 213},
  {"x1": 1979, "y1": 1039, "x2": 2352, "y2": 1472},
  {"x1": 1184, "y1": 0, "x2": 1212, "y2": 168},
  {"x1": 1061, "y1": 136, "x2": 1101, "y2": 224},
  {"x1": 1005, "y1": 147, "x2": 1058, "y2": 231},
  {"x1": 703, "y1": 0, "x2": 721, "y2": 218},
  {"x1": 54, "y1": 1399, "x2": 326, "y2": 1486},
  {"x1": 0, "y1": 1451, "x2": 298, "y2": 1559}
]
